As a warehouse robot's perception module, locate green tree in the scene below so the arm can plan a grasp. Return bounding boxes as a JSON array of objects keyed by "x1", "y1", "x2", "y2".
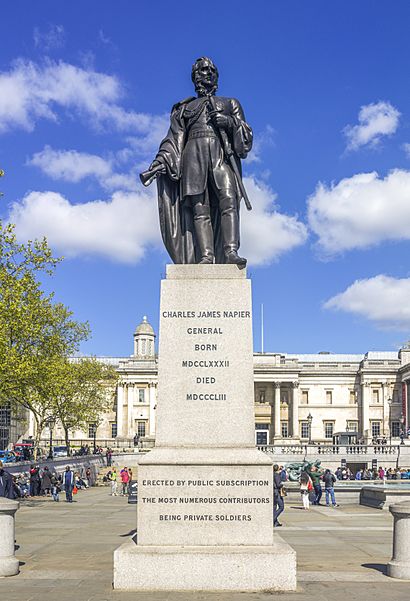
[
  {"x1": 0, "y1": 221, "x2": 90, "y2": 457},
  {"x1": 49, "y1": 357, "x2": 117, "y2": 454}
]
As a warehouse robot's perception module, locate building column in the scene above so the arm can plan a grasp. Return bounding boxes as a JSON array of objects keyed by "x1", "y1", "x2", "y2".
[
  {"x1": 127, "y1": 384, "x2": 134, "y2": 438},
  {"x1": 291, "y1": 381, "x2": 300, "y2": 439},
  {"x1": 361, "y1": 381, "x2": 370, "y2": 442},
  {"x1": 273, "y1": 382, "x2": 281, "y2": 440},
  {"x1": 149, "y1": 383, "x2": 157, "y2": 436},
  {"x1": 117, "y1": 384, "x2": 124, "y2": 438}
]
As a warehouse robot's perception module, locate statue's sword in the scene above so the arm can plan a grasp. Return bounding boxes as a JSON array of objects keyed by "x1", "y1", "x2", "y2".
[{"x1": 207, "y1": 95, "x2": 252, "y2": 211}]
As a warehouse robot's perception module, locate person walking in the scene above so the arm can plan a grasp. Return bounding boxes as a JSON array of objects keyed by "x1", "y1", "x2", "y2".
[
  {"x1": 63, "y1": 466, "x2": 75, "y2": 503},
  {"x1": 106, "y1": 448, "x2": 113, "y2": 467},
  {"x1": 273, "y1": 464, "x2": 285, "y2": 527},
  {"x1": 324, "y1": 469, "x2": 339, "y2": 507},
  {"x1": 299, "y1": 471, "x2": 312, "y2": 510},
  {"x1": 109, "y1": 468, "x2": 118, "y2": 496},
  {"x1": 0, "y1": 461, "x2": 14, "y2": 499}
]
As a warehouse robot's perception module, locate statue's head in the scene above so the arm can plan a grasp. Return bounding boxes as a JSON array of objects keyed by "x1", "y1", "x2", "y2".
[{"x1": 191, "y1": 57, "x2": 219, "y2": 96}]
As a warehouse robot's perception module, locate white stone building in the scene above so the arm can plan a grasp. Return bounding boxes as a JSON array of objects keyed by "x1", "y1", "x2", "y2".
[{"x1": 5, "y1": 316, "x2": 410, "y2": 451}]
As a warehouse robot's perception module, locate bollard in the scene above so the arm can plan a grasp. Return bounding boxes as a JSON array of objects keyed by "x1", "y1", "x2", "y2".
[
  {"x1": 388, "y1": 500, "x2": 410, "y2": 579},
  {"x1": 0, "y1": 498, "x2": 19, "y2": 577}
]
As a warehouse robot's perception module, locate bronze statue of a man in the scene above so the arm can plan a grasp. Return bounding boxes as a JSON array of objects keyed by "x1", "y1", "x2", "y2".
[{"x1": 141, "y1": 57, "x2": 253, "y2": 266}]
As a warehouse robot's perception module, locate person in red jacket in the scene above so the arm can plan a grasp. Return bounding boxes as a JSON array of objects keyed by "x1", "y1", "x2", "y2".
[{"x1": 120, "y1": 467, "x2": 130, "y2": 496}]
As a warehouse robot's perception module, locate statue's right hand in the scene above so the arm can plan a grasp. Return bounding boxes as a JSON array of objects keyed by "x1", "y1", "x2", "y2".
[{"x1": 149, "y1": 159, "x2": 166, "y2": 173}]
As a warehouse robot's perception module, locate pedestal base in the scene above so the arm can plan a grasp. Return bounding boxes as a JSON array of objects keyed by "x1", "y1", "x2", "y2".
[
  {"x1": 113, "y1": 537, "x2": 296, "y2": 592},
  {"x1": 0, "y1": 556, "x2": 19, "y2": 577}
]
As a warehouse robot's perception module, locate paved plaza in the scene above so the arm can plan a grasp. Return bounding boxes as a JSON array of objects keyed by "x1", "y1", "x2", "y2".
[{"x1": 0, "y1": 486, "x2": 409, "y2": 601}]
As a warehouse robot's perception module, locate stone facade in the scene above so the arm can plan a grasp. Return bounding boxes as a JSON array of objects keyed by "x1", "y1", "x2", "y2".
[{"x1": 17, "y1": 317, "x2": 410, "y2": 448}]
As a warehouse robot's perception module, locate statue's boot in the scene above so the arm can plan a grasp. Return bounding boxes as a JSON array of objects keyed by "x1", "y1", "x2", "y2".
[
  {"x1": 220, "y1": 193, "x2": 247, "y2": 267},
  {"x1": 193, "y1": 201, "x2": 215, "y2": 264}
]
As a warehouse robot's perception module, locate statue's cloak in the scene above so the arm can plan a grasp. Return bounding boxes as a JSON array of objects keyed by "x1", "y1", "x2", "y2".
[{"x1": 155, "y1": 96, "x2": 252, "y2": 264}]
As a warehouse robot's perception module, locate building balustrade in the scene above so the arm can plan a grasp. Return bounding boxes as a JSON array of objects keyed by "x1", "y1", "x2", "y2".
[{"x1": 257, "y1": 443, "x2": 403, "y2": 456}]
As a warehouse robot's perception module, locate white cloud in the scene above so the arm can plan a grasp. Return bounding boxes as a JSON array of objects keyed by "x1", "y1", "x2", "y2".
[
  {"x1": 307, "y1": 169, "x2": 410, "y2": 255},
  {"x1": 241, "y1": 177, "x2": 308, "y2": 265},
  {"x1": 343, "y1": 101, "x2": 400, "y2": 151},
  {"x1": 29, "y1": 146, "x2": 112, "y2": 183},
  {"x1": 324, "y1": 275, "x2": 410, "y2": 329},
  {"x1": 9, "y1": 188, "x2": 161, "y2": 263},
  {"x1": 28, "y1": 146, "x2": 139, "y2": 191},
  {"x1": 33, "y1": 24, "x2": 65, "y2": 51},
  {"x1": 247, "y1": 125, "x2": 275, "y2": 164},
  {"x1": 8, "y1": 177, "x2": 307, "y2": 266},
  {"x1": 0, "y1": 59, "x2": 167, "y2": 144}
]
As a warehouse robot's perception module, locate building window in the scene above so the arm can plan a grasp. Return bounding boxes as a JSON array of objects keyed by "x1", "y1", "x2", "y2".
[
  {"x1": 88, "y1": 423, "x2": 97, "y2": 438},
  {"x1": 300, "y1": 421, "x2": 309, "y2": 439},
  {"x1": 255, "y1": 423, "x2": 270, "y2": 430},
  {"x1": 111, "y1": 423, "x2": 117, "y2": 438},
  {"x1": 347, "y1": 421, "x2": 358, "y2": 432},
  {"x1": 138, "y1": 389, "x2": 145, "y2": 403},
  {"x1": 324, "y1": 422, "x2": 334, "y2": 439},
  {"x1": 0, "y1": 427, "x2": 9, "y2": 450},
  {"x1": 371, "y1": 421, "x2": 381, "y2": 437},
  {"x1": 326, "y1": 391, "x2": 332, "y2": 405},
  {"x1": 391, "y1": 422, "x2": 401, "y2": 437},
  {"x1": 0, "y1": 403, "x2": 11, "y2": 427},
  {"x1": 301, "y1": 390, "x2": 309, "y2": 404},
  {"x1": 137, "y1": 421, "x2": 146, "y2": 437},
  {"x1": 372, "y1": 389, "x2": 380, "y2": 403},
  {"x1": 281, "y1": 421, "x2": 289, "y2": 438},
  {"x1": 349, "y1": 390, "x2": 356, "y2": 404}
]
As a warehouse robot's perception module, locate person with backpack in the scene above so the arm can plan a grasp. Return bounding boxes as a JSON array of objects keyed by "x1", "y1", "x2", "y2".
[{"x1": 324, "y1": 469, "x2": 339, "y2": 507}]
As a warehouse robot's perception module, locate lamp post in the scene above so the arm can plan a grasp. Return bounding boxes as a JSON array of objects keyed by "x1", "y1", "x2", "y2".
[
  {"x1": 46, "y1": 416, "x2": 56, "y2": 459},
  {"x1": 307, "y1": 412, "x2": 313, "y2": 445},
  {"x1": 400, "y1": 413, "x2": 405, "y2": 445},
  {"x1": 388, "y1": 397, "x2": 392, "y2": 445},
  {"x1": 91, "y1": 423, "x2": 98, "y2": 454}
]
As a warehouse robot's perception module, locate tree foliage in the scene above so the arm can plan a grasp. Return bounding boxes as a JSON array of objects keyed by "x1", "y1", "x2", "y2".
[
  {"x1": 0, "y1": 221, "x2": 90, "y2": 455},
  {"x1": 49, "y1": 357, "x2": 117, "y2": 453}
]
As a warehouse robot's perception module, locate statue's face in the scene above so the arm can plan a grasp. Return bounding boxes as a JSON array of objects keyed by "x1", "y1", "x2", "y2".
[{"x1": 193, "y1": 60, "x2": 218, "y2": 94}]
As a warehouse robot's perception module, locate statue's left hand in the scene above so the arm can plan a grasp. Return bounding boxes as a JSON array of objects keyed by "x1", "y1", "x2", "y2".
[{"x1": 209, "y1": 111, "x2": 232, "y2": 130}]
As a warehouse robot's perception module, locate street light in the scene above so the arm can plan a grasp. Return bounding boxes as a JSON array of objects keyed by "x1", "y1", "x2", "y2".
[
  {"x1": 307, "y1": 412, "x2": 313, "y2": 444},
  {"x1": 91, "y1": 423, "x2": 98, "y2": 454},
  {"x1": 400, "y1": 413, "x2": 405, "y2": 445},
  {"x1": 46, "y1": 416, "x2": 56, "y2": 459},
  {"x1": 388, "y1": 397, "x2": 392, "y2": 445}
]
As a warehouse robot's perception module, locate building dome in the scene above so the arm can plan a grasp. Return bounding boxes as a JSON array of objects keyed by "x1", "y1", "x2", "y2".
[
  {"x1": 133, "y1": 316, "x2": 156, "y2": 358},
  {"x1": 134, "y1": 316, "x2": 155, "y2": 336}
]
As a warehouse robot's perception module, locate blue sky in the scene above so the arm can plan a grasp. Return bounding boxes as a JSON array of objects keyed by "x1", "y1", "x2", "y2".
[{"x1": 1, "y1": 1, "x2": 410, "y2": 356}]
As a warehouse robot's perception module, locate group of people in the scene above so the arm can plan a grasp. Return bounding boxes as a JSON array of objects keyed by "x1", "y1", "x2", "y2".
[
  {"x1": 334, "y1": 465, "x2": 410, "y2": 480},
  {"x1": 273, "y1": 463, "x2": 339, "y2": 526},
  {"x1": 104, "y1": 466, "x2": 133, "y2": 496},
  {"x1": 0, "y1": 461, "x2": 96, "y2": 502}
]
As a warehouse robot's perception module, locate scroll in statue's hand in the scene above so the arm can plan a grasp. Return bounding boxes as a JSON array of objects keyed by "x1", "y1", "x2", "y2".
[{"x1": 149, "y1": 159, "x2": 166, "y2": 174}]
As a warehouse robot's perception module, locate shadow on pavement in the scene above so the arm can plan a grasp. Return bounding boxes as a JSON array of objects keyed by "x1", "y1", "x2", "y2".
[{"x1": 362, "y1": 563, "x2": 388, "y2": 575}]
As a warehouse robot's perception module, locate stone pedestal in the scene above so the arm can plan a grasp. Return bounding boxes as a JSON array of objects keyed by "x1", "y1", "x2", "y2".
[
  {"x1": 388, "y1": 501, "x2": 410, "y2": 579},
  {"x1": 0, "y1": 498, "x2": 19, "y2": 577},
  {"x1": 114, "y1": 265, "x2": 296, "y2": 592}
]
